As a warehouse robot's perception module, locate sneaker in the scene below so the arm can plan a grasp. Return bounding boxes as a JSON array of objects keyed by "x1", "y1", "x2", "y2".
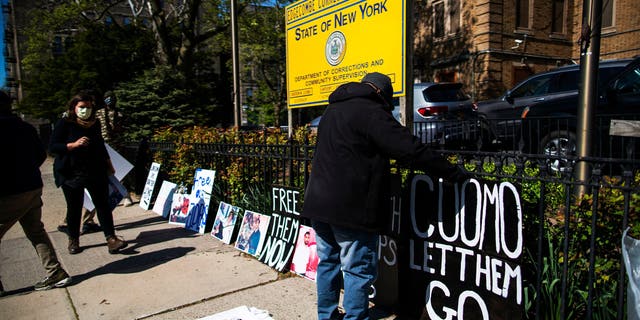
[
  {"x1": 34, "y1": 269, "x2": 71, "y2": 291},
  {"x1": 0, "y1": 280, "x2": 5, "y2": 297},
  {"x1": 123, "y1": 198, "x2": 134, "y2": 207},
  {"x1": 81, "y1": 222, "x2": 102, "y2": 234},
  {"x1": 68, "y1": 238, "x2": 82, "y2": 254},
  {"x1": 107, "y1": 235, "x2": 127, "y2": 254}
]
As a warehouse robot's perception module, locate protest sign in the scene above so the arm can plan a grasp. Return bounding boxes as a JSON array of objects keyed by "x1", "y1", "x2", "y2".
[
  {"x1": 258, "y1": 186, "x2": 302, "y2": 271},
  {"x1": 139, "y1": 162, "x2": 161, "y2": 210}
]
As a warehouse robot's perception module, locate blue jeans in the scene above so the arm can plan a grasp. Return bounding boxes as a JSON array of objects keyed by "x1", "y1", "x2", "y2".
[{"x1": 312, "y1": 221, "x2": 378, "y2": 320}]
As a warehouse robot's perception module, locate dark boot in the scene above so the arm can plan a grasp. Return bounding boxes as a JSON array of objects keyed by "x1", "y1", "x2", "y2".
[
  {"x1": 106, "y1": 235, "x2": 127, "y2": 254},
  {"x1": 68, "y1": 238, "x2": 81, "y2": 254}
]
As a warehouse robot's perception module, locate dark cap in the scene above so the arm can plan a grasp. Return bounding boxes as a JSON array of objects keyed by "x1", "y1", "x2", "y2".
[{"x1": 361, "y1": 72, "x2": 393, "y2": 107}]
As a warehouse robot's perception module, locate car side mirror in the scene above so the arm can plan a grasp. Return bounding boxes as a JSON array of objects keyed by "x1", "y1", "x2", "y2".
[{"x1": 505, "y1": 92, "x2": 514, "y2": 104}]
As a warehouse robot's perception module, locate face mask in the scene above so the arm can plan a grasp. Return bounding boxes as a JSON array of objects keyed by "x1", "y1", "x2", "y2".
[{"x1": 76, "y1": 107, "x2": 92, "y2": 120}]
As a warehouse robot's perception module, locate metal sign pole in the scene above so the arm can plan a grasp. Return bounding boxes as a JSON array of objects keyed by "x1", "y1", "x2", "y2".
[{"x1": 575, "y1": 0, "x2": 602, "y2": 196}]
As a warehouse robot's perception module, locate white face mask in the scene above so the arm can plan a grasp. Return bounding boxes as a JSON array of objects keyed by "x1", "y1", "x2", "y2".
[{"x1": 76, "y1": 107, "x2": 92, "y2": 120}]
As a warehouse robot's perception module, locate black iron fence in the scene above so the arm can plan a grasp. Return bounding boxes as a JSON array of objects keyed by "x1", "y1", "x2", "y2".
[{"x1": 123, "y1": 125, "x2": 638, "y2": 319}]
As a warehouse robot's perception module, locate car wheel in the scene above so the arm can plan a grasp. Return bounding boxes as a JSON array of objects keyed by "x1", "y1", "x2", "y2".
[{"x1": 539, "y1": 131, "x2": 577, "y2": 172}]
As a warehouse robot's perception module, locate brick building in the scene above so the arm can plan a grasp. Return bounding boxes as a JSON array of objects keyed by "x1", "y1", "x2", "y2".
[{"x1": 414, "y1": 0, "x2": 640, "y2": 101}]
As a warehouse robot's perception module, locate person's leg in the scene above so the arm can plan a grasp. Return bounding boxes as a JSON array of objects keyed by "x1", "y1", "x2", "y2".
[
  {"x1": 17, "y1": 188, "x2": 63, "y2": 276},
  {"x1": 333, "y1": 225, "x2": 378, "y2": 320},
  {"x1": 0, "y1": 191, "x2": 27, "y2": 292},
  {"x1": 86, "y1": 178, "x2": 126, "y2": 253},
  {"x1": 82, "y1": 208, "x2": 97, "y2": 225},
  {"x1": 61, "y1": 185, "x2": 84, "y2": 240},
  {"x1": 86, "y1": 179, "x2": 115, "y2": 238},
  {"x1": 312, "y1": 221, "x2": 344, "y2": 320},
  {"x1": 81, "y1": 208, "x2": 101, "y2": 234},
  {"x1": 0, "y1": 194, "x2": 23, "y2": 239},
  {"x1": 1, "y1": 189, "x2": 71, "y2": 290}
]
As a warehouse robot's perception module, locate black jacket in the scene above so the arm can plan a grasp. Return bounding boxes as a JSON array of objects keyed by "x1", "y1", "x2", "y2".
[
  {"x1": 0, "y1": 114, "x2": 46, "y2": 196},
  {"x1": 49, "y1": 117, "x2": 110, "y2": 187},
  {"x1": 301, "y1": 82, "x2": 453, "y2": 232}
]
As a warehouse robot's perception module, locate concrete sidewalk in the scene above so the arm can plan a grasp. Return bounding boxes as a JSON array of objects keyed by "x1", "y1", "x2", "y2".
[
  {"x1": 0, "y1": 158, "x2": 396, "y2": 320},
  {"x1": 0, "y1": 158, "x2": 320, "y2": 319}
]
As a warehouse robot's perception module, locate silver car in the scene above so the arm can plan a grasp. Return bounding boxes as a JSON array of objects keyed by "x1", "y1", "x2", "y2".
[{"x1": 394, "y1": 82, "x2": 476, "y2": 145}]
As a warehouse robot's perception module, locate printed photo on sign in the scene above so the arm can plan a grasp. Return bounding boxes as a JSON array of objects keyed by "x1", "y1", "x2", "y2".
[
  {"x1": 235, "y1": 211, "x2": 270, "y2": 257},
  {"x1": 211, "y1": 201, "x2": 241, "y2": 244},
  {"x1": 152, "y1": 180, "x2": 177, "y2": 218},
  {"x1": 168, "y1": 193, "x2": 190, "y2": 226},
  {"x1": 184, "y1": 168, "x2": 215, "y2": 234},
  {"x1": 290, "y1": 225, "x2": 318, "y2": 281}
]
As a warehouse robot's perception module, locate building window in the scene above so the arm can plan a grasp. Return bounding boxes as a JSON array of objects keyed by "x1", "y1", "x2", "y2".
[
  {"x1": 516, "y1": 0, "x2": 531, "y2": 29},
  {"x1": 432, "y1": 0, "x2": 461, "y2": 38},
  {"x1": 53, "y1": 36, "x2": 64, "y2": 56},
  {"x1": 435, "y1": 70, "x2": 457, "y2": 82},
  {"x1": 551, "y1": 0, "x2": 566, "y2": 33},
  {"x1": 602, "y1": 0, "x2": 614, "y2": 28}
]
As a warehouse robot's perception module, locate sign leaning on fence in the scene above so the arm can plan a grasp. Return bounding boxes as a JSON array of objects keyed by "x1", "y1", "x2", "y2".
[
  {"x1": 399, "y1": 175, "x2": 524, "y2": 319},
  {"x1": 185, "y1": 168, "x2": 216, "y2": 234},
  {"x1": 140, "y1": 162, "x2": 161, "y2": 210},
  {"x1": 285, "y1": 0, "x2": 406, "y2": 108},
  {"x1": 258, "y1": 186, "x2": 303, "y2": 271},
  {"x1": 152, "y1": 180, "x2": 177, "y2": 218}
]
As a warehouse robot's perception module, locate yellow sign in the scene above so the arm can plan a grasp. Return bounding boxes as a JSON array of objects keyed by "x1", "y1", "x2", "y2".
[{"x1": 285, "y1": 0, "x2": 406, "y2": 108}]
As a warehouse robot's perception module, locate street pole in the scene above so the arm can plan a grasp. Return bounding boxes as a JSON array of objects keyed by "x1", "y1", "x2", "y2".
[
  {"x1": 9, "y1": 0, "x2": 22, "y2": 102},
  {"x1": 231, "y1": 0, "x2": 242, "y2": 128},
  {"x1": 575, "y1": 0, "x2": 602, "y2": 196},
  {"x1": 403, "y1": 0, "x2": 414, "y2": 131}
]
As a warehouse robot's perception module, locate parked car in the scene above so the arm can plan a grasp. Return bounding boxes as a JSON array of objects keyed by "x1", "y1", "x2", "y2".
[
  {"x1": 309, "y1": 82, "x2": 477, "y2": 146},
  {"x1": 476, "y1": 58, "x2": 632, "y2": 122},
  {"x1": 475, "y1": 56, "x2": 640, "y2": 169},
  {"x1": 409, "y1": 82, "x2": 474, "y2": 120}
]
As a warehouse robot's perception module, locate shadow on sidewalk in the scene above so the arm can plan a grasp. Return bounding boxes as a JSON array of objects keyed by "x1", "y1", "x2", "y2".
[
  {"x1": 114, "y1": 215, "x2": 168, "y2": 231},
  {"x1": 71, "y1": 246, "x2": 195, "y2": 285},
  {"x1": 1, "y1": 247, "x2": 195, "y2": 296},
  {"x1": 122, "y1": 227, "x2": 200, "y2": 254},
  {"x1": 78, "y1": 222, "x2": 201, "y2": 254}
]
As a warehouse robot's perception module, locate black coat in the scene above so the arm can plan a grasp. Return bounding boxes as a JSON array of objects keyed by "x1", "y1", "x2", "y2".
[
  {"x1": 301, "y1": 82, "x2": 453, "y2": 232},
  {"x1": 49, "y1": 118, "x2": 110, "y2": 188},
  {"x1": 0, "y1": 114, "x2": 46, "y2": 196}
]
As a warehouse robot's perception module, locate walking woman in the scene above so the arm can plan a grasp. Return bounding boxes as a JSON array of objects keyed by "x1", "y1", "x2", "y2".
[{"x1": 49, "y1": 93, "x2": 127, "y2": 254}]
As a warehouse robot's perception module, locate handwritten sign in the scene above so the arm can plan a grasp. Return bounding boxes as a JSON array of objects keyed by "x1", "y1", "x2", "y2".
[
  {"x1": 400, "y1": 175, "x2": 524, "y2": 319},
  {"x1": 139, "y1": 162, "x2": 161, "y2": 210},
  {"x1": 258, "y1": 186, "x2": 303, "y2": 271},
  {"x1": 185, "y1": 168, "x2": 216, "y2": 234}
]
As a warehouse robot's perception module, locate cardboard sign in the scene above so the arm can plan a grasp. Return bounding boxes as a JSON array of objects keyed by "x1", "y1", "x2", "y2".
[
  {"x1": 211, "y1": 201, "x2": 242, "y2": 244},
  {"x1": 140, "y1": 162, "x2": 161, "y2": 210},
  {"x1": 152, "y1": 180, "x2": 177, "y2": 218},
  {"x1": 184, "y1": 168, "x2": 216, "y2": 234}
]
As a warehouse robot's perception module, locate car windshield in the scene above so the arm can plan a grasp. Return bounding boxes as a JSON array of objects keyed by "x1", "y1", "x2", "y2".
[
  {"x1": 422, "y1": 84, "x2": 469, "y2": 102},
  {"x1": 510, "y1": 74, "x2": 553, "y2": 98},
  {"x1": 611, "y1": 65, "x2": 640, "y2": 93}
]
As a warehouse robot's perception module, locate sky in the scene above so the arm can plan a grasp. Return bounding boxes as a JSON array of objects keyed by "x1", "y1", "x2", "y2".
[{"x1": 0, "y1": 0, "x2": 7, "y2": 88}]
